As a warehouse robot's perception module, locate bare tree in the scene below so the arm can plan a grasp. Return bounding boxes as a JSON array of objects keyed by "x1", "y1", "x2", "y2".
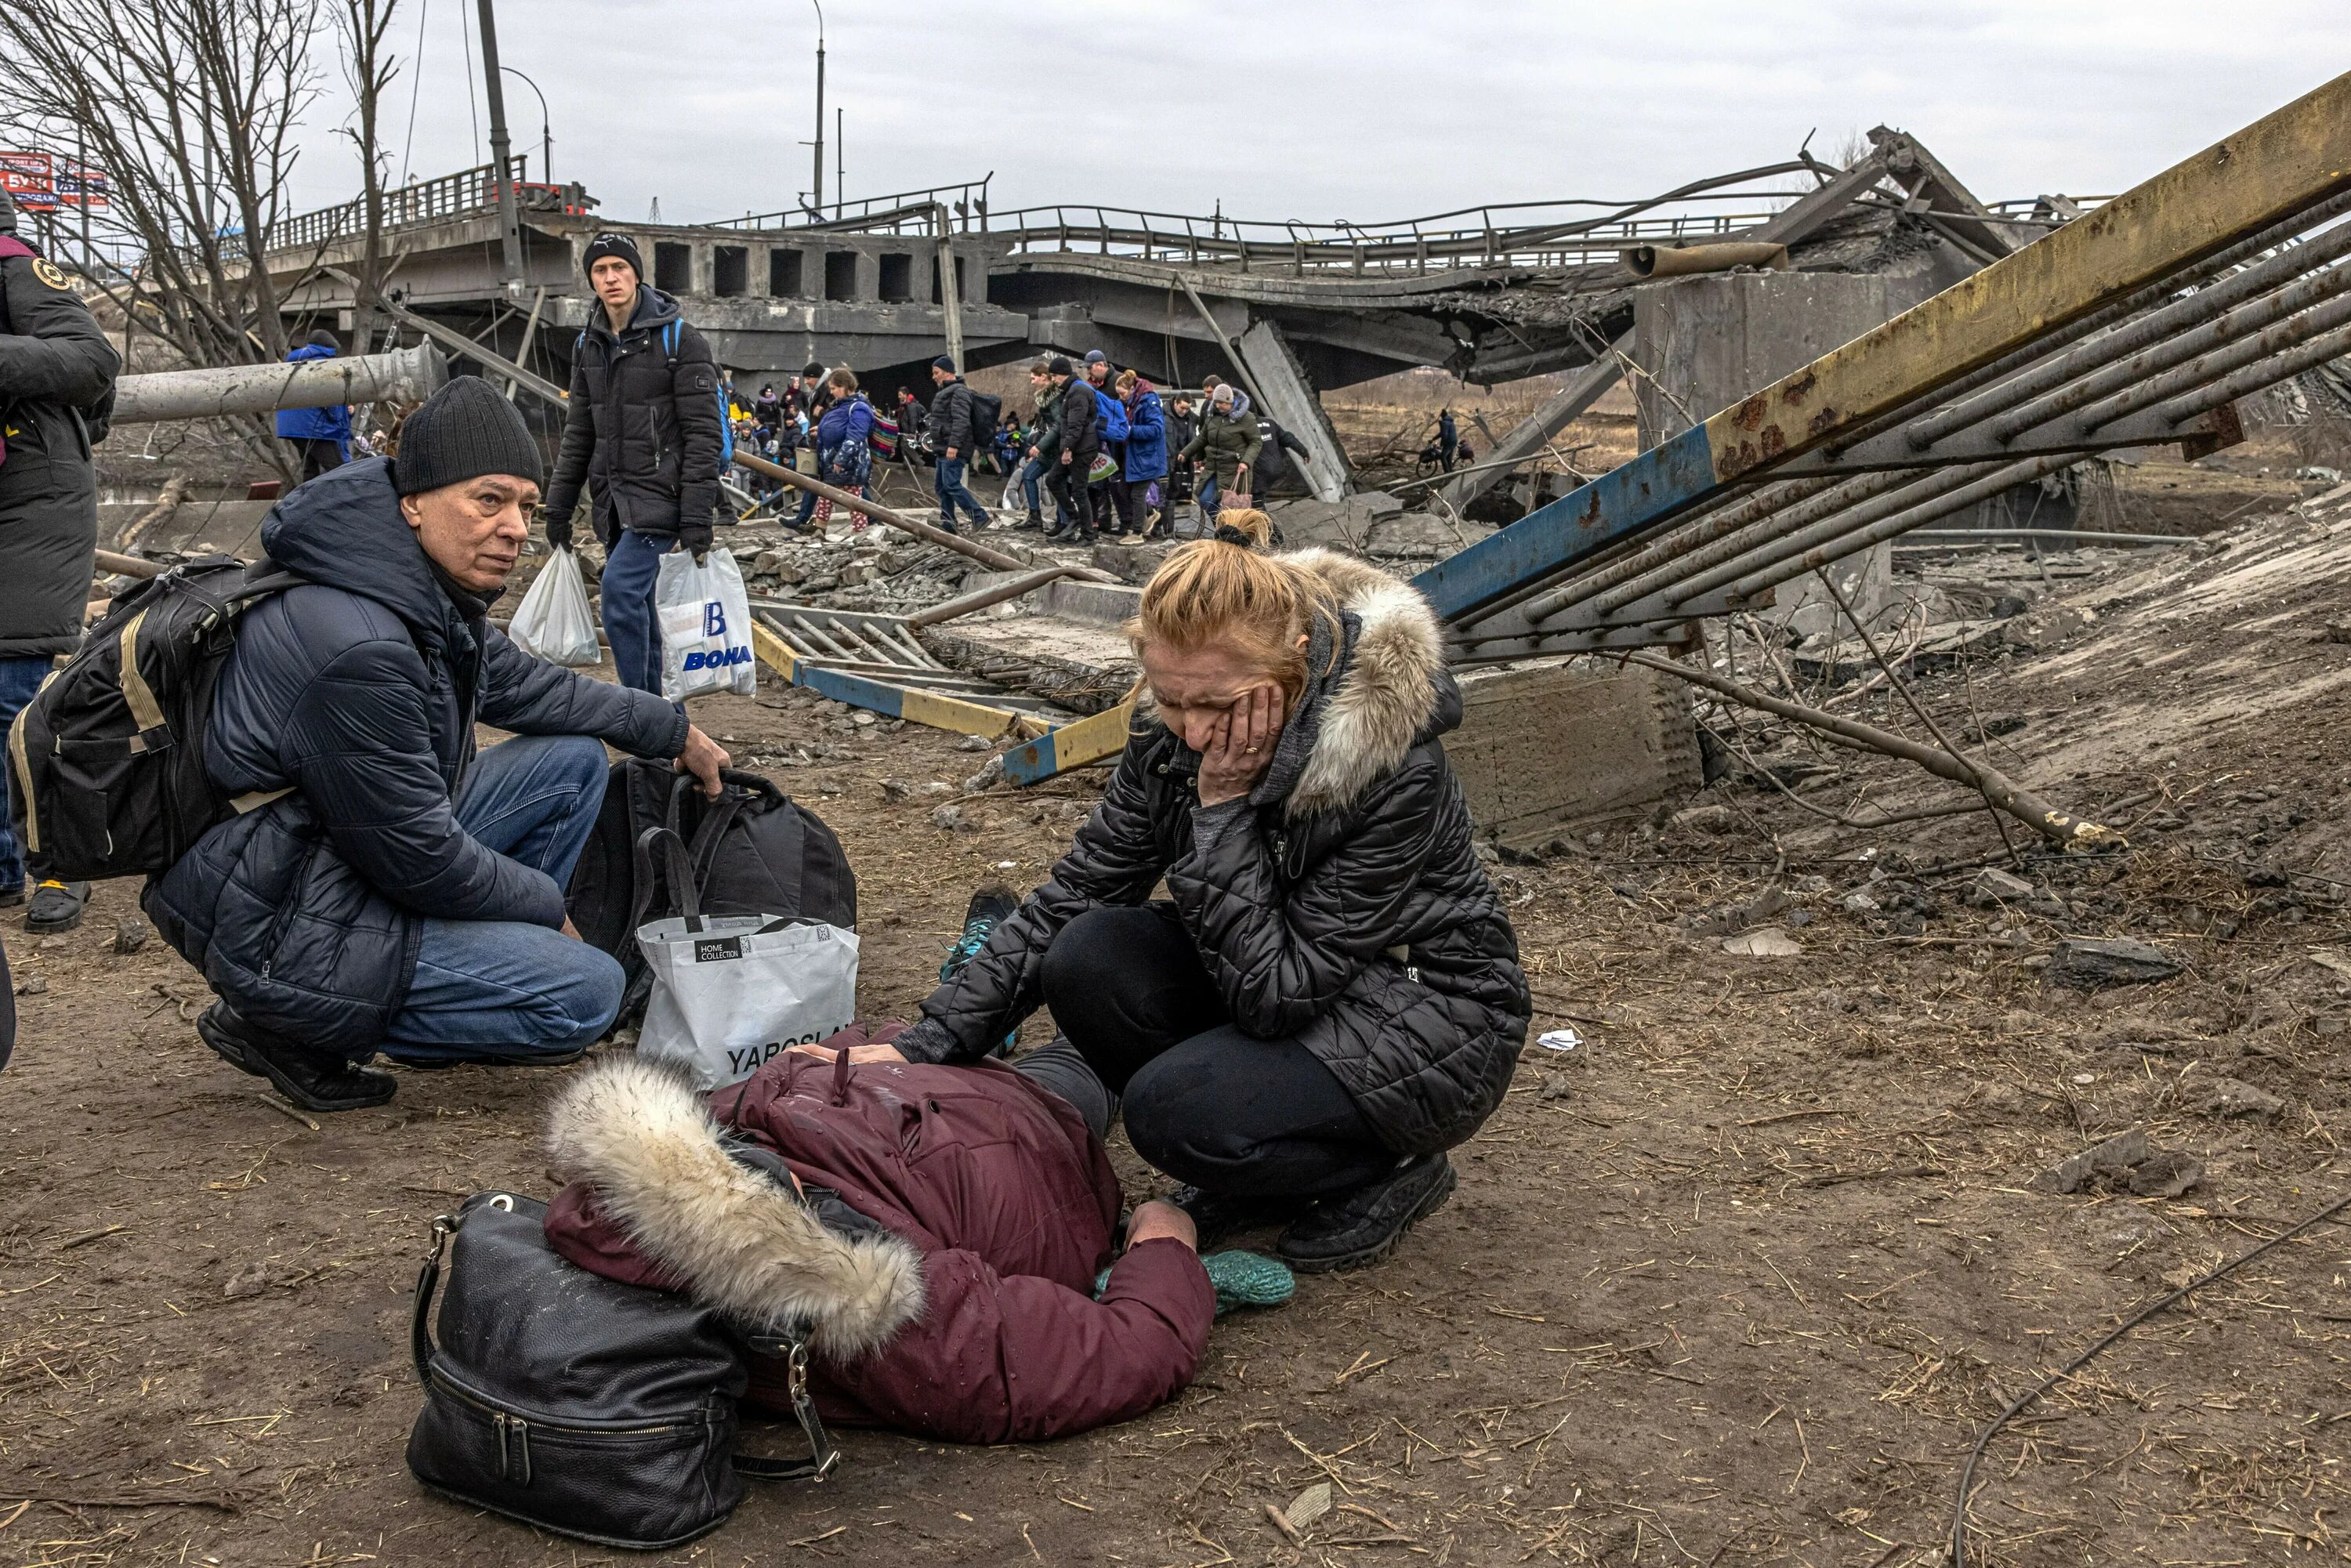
[
  {"x1": 335, "y1": 0, "x2": 401, "y2": 334},
  {"x1": 0, "y1": 0, "x2": 324, "y2": 469}
]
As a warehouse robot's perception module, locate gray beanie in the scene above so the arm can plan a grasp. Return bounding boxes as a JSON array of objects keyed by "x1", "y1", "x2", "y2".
[{"x1": 393, "y1": 376, "x2": 544, "y2": 496}]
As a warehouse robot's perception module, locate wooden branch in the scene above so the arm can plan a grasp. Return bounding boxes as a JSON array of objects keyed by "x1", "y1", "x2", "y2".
[{"x1": 1626, "y1": 653, "x2": 2122, "y2": 850}]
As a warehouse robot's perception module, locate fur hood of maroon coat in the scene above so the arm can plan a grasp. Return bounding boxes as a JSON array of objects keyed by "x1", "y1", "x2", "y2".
[{"x1": 541, "y1": 1041, "x2": 1214, "y2": 1445}]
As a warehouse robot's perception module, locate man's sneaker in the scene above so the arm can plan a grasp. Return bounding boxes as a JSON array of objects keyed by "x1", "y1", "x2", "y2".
[
  {"x1": 1169, "y1": 1186, "x2": 1311, "y2": 1248},
  {"x1": 1276, "y1": 1153, "x2": 1457, "y2": 1273},
  {"x1": 25, "y1": 879, "x2": 88, "y2": 933},
  {"x1": 197, "y1": 1001, "x2": 396, "y2": 1113},
  {"x1": 939, "y1": 519, "x2": 960, "y2": 535},
  {"x1": 1020, "y1": 512, "x2": 1045, "y2": 531}
]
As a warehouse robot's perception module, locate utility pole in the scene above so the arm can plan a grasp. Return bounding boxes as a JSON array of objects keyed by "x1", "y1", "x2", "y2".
[
  {"x1": 835, "y1": 107, "x2": 843, "y2": 220},
  {"x1": 810, "y1": 0, "x2": 825, "y2": 216},
  {"x1": 475, "y1": 0, "x2": 524, "y2": 288}
]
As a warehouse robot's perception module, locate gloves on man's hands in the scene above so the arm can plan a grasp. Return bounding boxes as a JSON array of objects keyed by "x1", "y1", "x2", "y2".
[
  {"x1": 543, "y1": 509, "x2": 574, "y2": 552},
  {"x1": 677, "y1": 516, "x2": 715, "y2": 561}
]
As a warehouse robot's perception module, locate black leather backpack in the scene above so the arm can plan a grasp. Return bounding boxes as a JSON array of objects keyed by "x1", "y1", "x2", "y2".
[
  {"x1": 566, "y1": 760, "x2": 857, "y2": 1022},
  {"x1": 405, "y1": 1190, "x2": 835, "y2": 1548}
]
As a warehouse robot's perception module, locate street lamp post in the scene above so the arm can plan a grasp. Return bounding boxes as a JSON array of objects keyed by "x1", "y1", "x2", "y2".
[
  {"x1": 809, "y1": 0, "x2": 825, "y2": 216},
  {"x1": 501, "y1": 66, "x2": 552, "y2": 186}
]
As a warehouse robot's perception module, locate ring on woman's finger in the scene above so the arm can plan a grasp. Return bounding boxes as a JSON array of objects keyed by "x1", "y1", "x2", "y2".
[{"x1": 1245, "y1": 745, "x2": 1259, "y2": 753}]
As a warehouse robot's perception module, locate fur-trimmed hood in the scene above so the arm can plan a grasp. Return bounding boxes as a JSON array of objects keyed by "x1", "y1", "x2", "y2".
[
  {"x1": 1271, "y1": 549, "x2": 1451, "y2": 817},
  {"x1": 544, "y1": 1058, "x2": 925, "y2": 1360}
]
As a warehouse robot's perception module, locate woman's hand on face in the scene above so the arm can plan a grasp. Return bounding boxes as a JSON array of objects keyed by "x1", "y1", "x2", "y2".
[{"x1": 1195, "y1": 683, "x2": 1285, "y2": 807}]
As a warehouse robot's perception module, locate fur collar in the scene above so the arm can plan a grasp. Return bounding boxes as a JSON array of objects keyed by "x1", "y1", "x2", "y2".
[
  {"x1": 1277, "y1": 549, "x2": 1445, "y2": 818},
  {"x1": 544, "y1": 1058, "x2": 926, "y2": 1360}
]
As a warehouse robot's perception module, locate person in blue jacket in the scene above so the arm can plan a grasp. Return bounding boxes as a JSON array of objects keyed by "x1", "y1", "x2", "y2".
[
  {"x1": 1116, "y1": 368, "x2": 1171, "y2": 538},
  {"x1": 277, "y1": 328, "x2": 353, "y2": 482},
  {"x1": 812, "y1": 366, "x2": 876, "y2": 530}
]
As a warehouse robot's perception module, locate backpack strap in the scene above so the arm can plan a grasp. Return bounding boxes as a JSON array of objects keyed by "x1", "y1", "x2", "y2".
[{"x1": 630, "y1": 825, "x2": 703, "y2": 931}]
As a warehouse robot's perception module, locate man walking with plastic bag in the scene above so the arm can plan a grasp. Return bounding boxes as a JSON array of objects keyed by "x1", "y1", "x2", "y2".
[{"x1": 542, "y1": 234, "x2": 726, "y2": 695}]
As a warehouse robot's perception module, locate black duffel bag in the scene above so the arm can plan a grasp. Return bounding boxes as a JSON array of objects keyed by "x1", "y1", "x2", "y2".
[
  {"x1": 567, "y1": 761, "x2": 857, "y2": 1024},
  {"x1": 405, "y1": 1190, "x2": 835, "y2": 1549}
]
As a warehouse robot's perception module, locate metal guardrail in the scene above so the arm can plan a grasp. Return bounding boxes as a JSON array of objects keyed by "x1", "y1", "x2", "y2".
[{"x1": 259, "y1": 160, "x2": 589, "y2": 255}]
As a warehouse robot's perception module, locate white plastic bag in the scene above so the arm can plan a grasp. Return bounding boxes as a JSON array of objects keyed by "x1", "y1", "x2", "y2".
[
  {"x1": 655, "y1": 546, "x2": 757, "y2": 701},
  {"x1": 509, "y1": 547, "x2": 601, "y2": 666},
  {"x1": 637, "y1": 914, "x2": 860, "y2": 1089}
]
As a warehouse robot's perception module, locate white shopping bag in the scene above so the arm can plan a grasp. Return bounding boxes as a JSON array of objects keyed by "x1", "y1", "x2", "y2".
[
  {"x1": 637, "y1": 914, "x2": 860, "y2": 1089},
  {"x1": 655, "y1": 546, "x2": 758, "y2": 701},
  {"x1": 509, "y1": 547, "x2": 601, "y2": 666}
]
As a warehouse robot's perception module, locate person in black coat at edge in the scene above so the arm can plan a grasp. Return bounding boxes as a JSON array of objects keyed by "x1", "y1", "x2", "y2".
[
  {"x1": 1029, "y1": 356, "x2": 1099, "y2": 543},
  {"x1": 146, "y1": 378, "x2": 732, "y2": 1114},
  {"x1": 881, "y1": 510, "x2": 1531, "y2": 1271},
  {"x1": 0, "y1": 186, "x2": 120, "y2": 937},
  {"x1": 540, "y1": 233, "x2": 726, "y2": 697}
]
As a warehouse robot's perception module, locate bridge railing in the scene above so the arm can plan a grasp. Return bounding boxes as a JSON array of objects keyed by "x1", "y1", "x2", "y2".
[
  {"x1": 958, "y1": 159, "x2": 1836, "y2": 274},
  {"x1": 253, "y1": 160, "x2": 591, "y2": 257},
  {"x1": 716, "y1": 176, "x2": 994, "y2": 234}
]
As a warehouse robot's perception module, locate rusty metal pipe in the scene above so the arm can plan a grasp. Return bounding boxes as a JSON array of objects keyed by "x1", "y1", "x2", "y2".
[{"x1": 1621, "y1": 241, "x2": 1789, "y2": 277}]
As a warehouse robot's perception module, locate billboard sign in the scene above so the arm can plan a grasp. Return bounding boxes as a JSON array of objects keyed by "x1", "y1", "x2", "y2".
[{"x1": 0, "y1": 152, "x2": 109, "y2": 209}]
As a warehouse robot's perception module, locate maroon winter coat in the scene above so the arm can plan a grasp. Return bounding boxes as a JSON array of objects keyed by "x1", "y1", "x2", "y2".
[{"x1": 541, "y1": 1036, "x2": 1213, "y2": 1445}]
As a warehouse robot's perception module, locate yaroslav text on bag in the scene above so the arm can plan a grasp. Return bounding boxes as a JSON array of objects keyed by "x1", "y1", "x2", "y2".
[{"x1": 725, "y1": 1030, "x2": 838, "y2": 1079}]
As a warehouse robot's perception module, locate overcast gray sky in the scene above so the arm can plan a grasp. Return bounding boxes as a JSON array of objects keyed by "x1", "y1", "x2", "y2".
[{"x1": 298, "y1": 1, "x2": 2351, "y2": 228}]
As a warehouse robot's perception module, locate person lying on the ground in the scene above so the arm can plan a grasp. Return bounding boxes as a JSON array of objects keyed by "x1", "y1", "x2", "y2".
[
  {"x1": 146, "y1": 377, "x2": 730, "y2": 1115},
  {"x1": 877, "y1": 515, "x2": 1533, "y2": 1272},
  {"x1": 542, "y1": 1023, "x2": 1289, "y2": 1445}
]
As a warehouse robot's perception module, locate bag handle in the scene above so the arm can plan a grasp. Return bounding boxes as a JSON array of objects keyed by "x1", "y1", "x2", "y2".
[
  {"x1": 632, "y1": 825, "x2": 704, "y2": 931},
  {"x1": 410, "y1": 1208, "x2": 465, "y2": 1386},
  {"x1": 734, "y1": 1331, "x2": 839, "y2": 1483}
]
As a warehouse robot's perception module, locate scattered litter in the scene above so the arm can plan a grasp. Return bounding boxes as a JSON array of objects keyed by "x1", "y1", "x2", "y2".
[
  {"x1": 1537, "y1": 1027, "x2": 1582, "y2": 1052},
  {"x1": 2070, "y1": 1071, "x2": 2096, "y2": 1085}
]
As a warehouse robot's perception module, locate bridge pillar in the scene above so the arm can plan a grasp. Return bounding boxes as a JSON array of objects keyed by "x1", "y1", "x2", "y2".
[
  {"x1": 1632, "y1": 271, "x2": 1929, "y2": 637},
  {"x1": 1234, "y1": 319, "x2": 1350, "y2": 503}
]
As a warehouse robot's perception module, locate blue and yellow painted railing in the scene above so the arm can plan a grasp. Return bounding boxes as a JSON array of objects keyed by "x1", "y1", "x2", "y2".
[{"x1": 1415, "y1": 71, "x2": 2351, "y2": 639}]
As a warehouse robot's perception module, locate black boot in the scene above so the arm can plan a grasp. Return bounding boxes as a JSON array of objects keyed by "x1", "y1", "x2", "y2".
[
  {"x1": 1276, "y1": 1153, "x2": 1456, "y2": 1273},
  {"x1": 197, "y1": 1001, "x2": 397, "y2": 1113}
]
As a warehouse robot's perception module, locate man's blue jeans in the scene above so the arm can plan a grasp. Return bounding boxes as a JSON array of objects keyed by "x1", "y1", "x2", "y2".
[
  {"x1": 599, "y1": 527, "x2": 666, "y2": 697},
  {"x1": 379, "y1": 733, "x2": 623, "y2": 1064},
  {"x1": 0, "y1": 655, "x2": 53, "y2": 893},
  {"x1": 934, "y1": 456, "x2": 988, "y2": 527},
  {"x1": 1018, "y1": 456, "x2": 1048, "y2": 517}
]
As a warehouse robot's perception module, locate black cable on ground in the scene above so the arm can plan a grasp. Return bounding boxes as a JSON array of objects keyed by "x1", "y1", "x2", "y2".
[{"x1": 1950, "y1": 1188, "x2": 2351, "y2": 1565}]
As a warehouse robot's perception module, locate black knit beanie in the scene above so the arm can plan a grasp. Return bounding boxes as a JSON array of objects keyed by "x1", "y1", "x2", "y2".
[
  {"x1": 581, "y1": 231, "x2": 643, "y2": 281},
  {"x1": 393, "y1": 376, "x2": 545, "y2": 496}
]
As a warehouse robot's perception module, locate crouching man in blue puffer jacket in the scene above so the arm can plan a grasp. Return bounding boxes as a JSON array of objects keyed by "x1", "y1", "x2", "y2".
[{"x1": 147, "y1": 378, "x2": 731, "y2": 1114}]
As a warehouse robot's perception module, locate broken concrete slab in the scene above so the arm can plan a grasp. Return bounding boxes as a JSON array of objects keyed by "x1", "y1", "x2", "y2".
[
  {"x1": 1447, "y1": 662, "x2": 1703, "y2": 852},
  {"x1": 2202, "y1": 1077, "x2": 2285, "y2": 1120},
  {"x1": 2030, "y1": 1128, "x2": 2151, "y2": 1195},
  {"x1": 1722, "y1": 926, "x2": 1803, "y2": 958},
  {"x1": 2127, "y1": 1150, "x2": 2204, "y2": 1198},
  {"x1": 2046, "y1": 936, "x2": 2183, "y2": 990}
]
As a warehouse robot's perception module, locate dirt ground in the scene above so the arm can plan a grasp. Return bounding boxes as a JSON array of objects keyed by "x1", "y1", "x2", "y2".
[{"x1": 16, "y1": 490, "x2": 2351, "y2": 1567}]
